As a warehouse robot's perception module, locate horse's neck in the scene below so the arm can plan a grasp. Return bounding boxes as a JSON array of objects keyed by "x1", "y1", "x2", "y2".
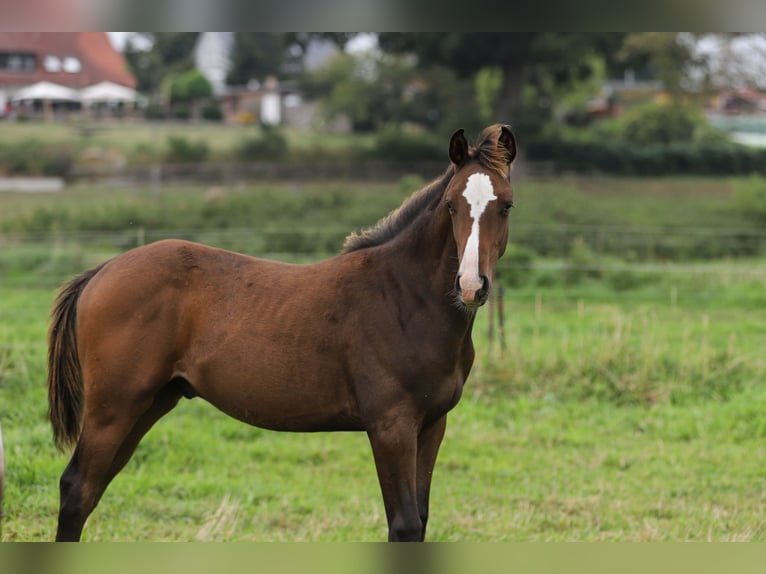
[{"x1": 384, "y1": 209, "x2": 473, "y2": 326}]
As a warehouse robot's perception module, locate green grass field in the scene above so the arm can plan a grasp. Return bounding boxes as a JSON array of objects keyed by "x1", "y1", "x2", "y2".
[
  {"x1": 1, "y1": 174, "x2": 765, "y2": 541},
  {"x1": 0, "y1": 120, "x2": 378, "y2": 165}
]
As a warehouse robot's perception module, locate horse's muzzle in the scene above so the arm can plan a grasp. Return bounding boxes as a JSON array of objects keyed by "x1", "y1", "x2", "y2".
[{"x1": 456, "y1": 274, "x2": 490, "y2": 307}]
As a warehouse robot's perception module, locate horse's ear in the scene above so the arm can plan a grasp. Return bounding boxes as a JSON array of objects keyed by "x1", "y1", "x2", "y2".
[
  {"x1": 449, "y1": 128, "x2": 469, "y2": 166},
  {"x1": 498, "y1": 125, "x2": 517, "y2": 165}
]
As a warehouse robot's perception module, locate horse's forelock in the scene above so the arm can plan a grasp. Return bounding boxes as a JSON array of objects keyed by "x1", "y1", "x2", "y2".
[{"x1": 471, "y1": 124, "x2": 513, "y2": 181}]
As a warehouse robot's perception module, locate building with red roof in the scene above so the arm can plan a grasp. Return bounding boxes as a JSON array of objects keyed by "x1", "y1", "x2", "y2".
[{"x1": 0, "y1": 32, "x2": 136, "y2": 117}]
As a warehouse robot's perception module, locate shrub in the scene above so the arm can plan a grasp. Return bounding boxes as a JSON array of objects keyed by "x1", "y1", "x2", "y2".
[
  {"x1": 235, "y1": 127, "x2": 288, "y2": 161},
  {"x1": 525, "y1": 101, "x2": 765, "y2": 176},
  {"x1": 371, "y1": 126, "x2": 444, "y2": 162},
  {"x1": 143, "y1": 104, "x2": 167, "y2": 120},
  {"x1": 526, "y1": 136, "x2": 766, "y2": 176},
  {"x1": 172, "y1": 105, "x2": 192, "y2": 121},
  {"x1": 201, "y1": 102, "x2": 224, "y2": 122},
  {"x1": 129, "y1": 142, "x2": 162, "y2": 165},
  {"x1": 165, "y1": 136, "x2": 210, "y2": 163},
  {"x1": 0, "y1": 140, "x2": 74, "y2": 178},
  {"x1": 607, "y1": 268, "x2": 651, "y2": 291},
  {"x1": 616, "y1": 101, "x2": 704, "y2": 145},
  {"x1": 41, "y1": 147, "x2": 75, "y2": 178},
  {"x1": 734, "y1": 174, "x2": 766, "y2": 225},
  {"x1": 169, "y1": 70, "x2": 213, "y2": 106}
]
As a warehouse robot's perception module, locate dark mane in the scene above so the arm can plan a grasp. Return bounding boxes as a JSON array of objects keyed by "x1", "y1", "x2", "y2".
[
  {"x1": 341, "y1": 166, "x2": 455, "y2": 253},
  {"x1": 341, "y1": 124, "x2": 512, "y2": 254}
]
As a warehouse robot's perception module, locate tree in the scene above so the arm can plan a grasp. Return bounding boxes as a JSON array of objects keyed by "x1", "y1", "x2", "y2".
[
  {"x1": 167, "y1": 70, "x2": 213, "y2": 119},
  {"x1": 301, "y1": 46, "x2": 481, "y2": 134},
  {"x1": 124, "y1": 33, "x2": 199, "y2": 94},
  {"x1": 223, "y1": 33, "x2": 358, "y2": 85},
  {"x1": 226, "y1": 33, "x2": 284, "y2": 85},
  {"x1": 475, "y1": 67, "x2": 503, "y2": 123},
  {"x1": 304, "y1": 52, "x2": 422, "y2": 132},
  {"x1": 618, "y1": 33, "x2": 699, "y2": 99},
  {"x1": 169, "y1": 70, "x2": 213, "y2": 104},
  {"x1": 124, "y1": 32, "x2": 358, "y2": 97},
  {"x1": 377, "y1": 33, "x2": 630, "y2": 133}
]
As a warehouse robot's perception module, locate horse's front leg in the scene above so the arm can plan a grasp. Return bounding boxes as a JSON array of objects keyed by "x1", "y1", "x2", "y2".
[
  {"x1": 367, "y1": 415, "x2": 422, "y2": 541},
  {"x1": 416, "y1": 415, "x2": 447, "y2": 540}
]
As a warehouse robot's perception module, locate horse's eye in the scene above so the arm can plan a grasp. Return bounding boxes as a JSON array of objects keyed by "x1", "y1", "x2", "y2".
[
  {"x1": 501, "y1": 202, "x2": 514, "y2": 216},
  {"x1": 446, "y1": 201, "x2": 455, "y2": 215}
]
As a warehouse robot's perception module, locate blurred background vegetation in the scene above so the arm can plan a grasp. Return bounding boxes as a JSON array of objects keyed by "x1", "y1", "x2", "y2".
[{"x1": 5, "y1": 33, "x2": 766, "y2": 177}]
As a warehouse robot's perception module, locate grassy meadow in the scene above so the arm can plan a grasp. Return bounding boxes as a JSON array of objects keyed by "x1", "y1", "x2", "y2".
[
  {"x1": 0, "y1": 120, "x2": 378, "y2": 167},
  {"x1": 1, "y1": 172, "x2": 765, "y2": 541}
]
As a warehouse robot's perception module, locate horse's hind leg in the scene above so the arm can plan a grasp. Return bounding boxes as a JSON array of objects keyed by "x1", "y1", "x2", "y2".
[
  {"x1": 56, "y1": 384, "x2": 182, "y2": 541},
  {"x1": 103, "y1": 384, "x2": 183, "y2": 486},
  {"x1": 56, "y1": 416, "x2": 135, "y2": 541}
]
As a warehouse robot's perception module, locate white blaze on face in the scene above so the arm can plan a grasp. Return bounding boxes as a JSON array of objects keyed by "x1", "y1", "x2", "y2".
[{"x1": 458, "y1": 172, "x2": 496, "y2": 295}]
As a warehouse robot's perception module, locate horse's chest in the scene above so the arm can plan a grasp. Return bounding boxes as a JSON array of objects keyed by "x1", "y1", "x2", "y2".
[
  {"x1": 422, "y1": 372, "x2": 465, "y2": 415},
  {"x1": 416, "y1": 343, "x2": 474, "y2": 416},
  {"x1": 414, "y1": 350, "x2": 472, "y2": 418}
]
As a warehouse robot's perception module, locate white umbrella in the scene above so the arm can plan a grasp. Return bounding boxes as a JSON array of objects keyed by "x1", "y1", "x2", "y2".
[
  {"x1": 80, "y1": 81, "x2": 140, "y2": 104},
  {"x1": 11, "y1": 81, "x2": 81, "y2": 102}
]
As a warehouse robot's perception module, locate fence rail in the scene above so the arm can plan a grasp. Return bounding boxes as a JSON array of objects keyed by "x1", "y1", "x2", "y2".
[
  {"x1": 3, "y1": 222, "x2": 765, "y2": 244},
  {"x1": 68, "y1": 159, "x2": 588, "y2": 186},
  {"x1": 70, "y1": 160, "x2": 449, "y2": 186},
  {"x1": 1, "y1": 229, "x2": 765, "y2": 288},
  {"x1": 3, "y1": 221, "x2": 764, "y2": 266}
]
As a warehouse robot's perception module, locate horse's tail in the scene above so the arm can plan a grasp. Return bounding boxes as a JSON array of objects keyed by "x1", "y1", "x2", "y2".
[{"x1": 48, "y1": 264, "x2": 104, "y2": 452}]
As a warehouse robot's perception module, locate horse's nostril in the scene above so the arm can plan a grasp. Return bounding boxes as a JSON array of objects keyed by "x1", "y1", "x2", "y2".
[
  {"x1": 456, "y1": 274, "x2": 490, "y2": 307},
  {"x1": 476, "y1": 275, "x2": 490, "y2": 298}
]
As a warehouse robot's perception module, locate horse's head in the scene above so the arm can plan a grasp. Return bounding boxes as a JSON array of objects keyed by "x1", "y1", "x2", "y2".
[{"x1": 443, "y1": 125, "x2": 516, "y2": 308}]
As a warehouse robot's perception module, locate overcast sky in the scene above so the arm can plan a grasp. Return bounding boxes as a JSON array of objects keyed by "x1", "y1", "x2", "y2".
[{"x1": 107, "y1": 32, "x2": 151, "y2": 51}]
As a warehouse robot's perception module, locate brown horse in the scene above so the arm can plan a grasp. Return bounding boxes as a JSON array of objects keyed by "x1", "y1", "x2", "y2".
[{"x1": 48, "y1": 124, "x2": 517, "y2": 542}]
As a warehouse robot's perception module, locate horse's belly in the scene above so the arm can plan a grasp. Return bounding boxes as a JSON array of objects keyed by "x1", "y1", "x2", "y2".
[
  {"x1": 204, "y1": 388, "x2": 365, "y2": 432},
  {"x1": 186, "y1": 357, "x2": 363, "y2": 432}
]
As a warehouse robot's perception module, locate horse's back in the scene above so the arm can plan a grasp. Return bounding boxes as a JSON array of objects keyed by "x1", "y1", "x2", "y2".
[{"x1": 80, "y1": 238, "x2": 281, "y2": 310}]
